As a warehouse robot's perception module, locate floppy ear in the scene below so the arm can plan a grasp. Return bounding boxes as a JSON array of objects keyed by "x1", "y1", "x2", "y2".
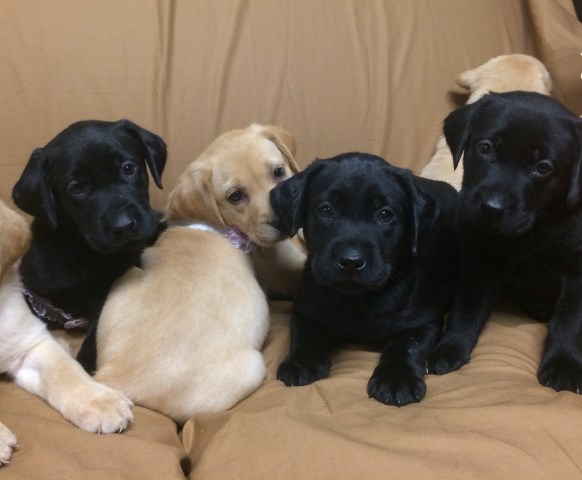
[
  {"x1": 443, "y1": 99, "x2": 484, "y2": 170},
  {"x1": 12, "y1": 148, "x2": 57, "y2": 231},
  {"x1": 117, "y1": 119, "x2": 167, "y2": 189},
  {"x1": 400, "y1": 172, "x2": 439, "y2": 258},
  {"x1": 260, "y1": 125, "x2": 301, "y2": 174},
  {"x1": 164, "y1": 165, "x2": 226, "y2": 226},
  {"x1": 566, "y1": 120, "x2": 582, "y2": 209},
  {"x1": 270, "y1": 161, "x2": 324, "y2": 237}
]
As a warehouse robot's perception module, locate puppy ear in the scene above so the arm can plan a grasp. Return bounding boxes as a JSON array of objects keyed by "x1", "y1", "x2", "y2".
[
  {"x1": 400, "y1": 172, "x2": 439, "y2": 258},
  {"x1": 117, "y1": 119, "x2": 167, "y2": 189},
  {"x1": 165, "y1": 166, "x2": 226, "y2": 226},
  {"x1": 260, "y1": 125, "x2": 301, "y2": 174},
  {"x1": 12, "y1": 148, "x2": 57, "y2": 231},
  {"x1": 566, "y1": 120, "x2": 582, "y2": 209},
  {"x1": 443, "y1": 99, "x2": 483, "y2": 170},
  {"x1": 270, "y1": 160, "x2": 323, "y2": 237}
]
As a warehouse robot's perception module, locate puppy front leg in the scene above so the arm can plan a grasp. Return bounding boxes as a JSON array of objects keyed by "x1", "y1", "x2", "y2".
[
  {"x1": 368, "y1": 322, "x2": 441, "y2": 406},
  {"x1": 427, "y1": 260, "x2": 497, "y2": 375},
  {"x1": 538, "y1": 273, "x2": 582, "y2": 393},
  {"x1": 277, "y1": 312, "x2": 334, "y2": 387},
  {"x1": 11, "y1": 332, "x2": 133, "y2": 434},
  {"x1": 0, "y1": 422, "x2": 18, "y2": 466}
]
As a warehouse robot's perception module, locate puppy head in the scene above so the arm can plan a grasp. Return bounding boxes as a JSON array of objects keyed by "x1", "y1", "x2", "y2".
[
  {"x1": 270, "y1": 153, "x2": 438, "y2": 293},
  {"x1": 445, "y1": 91, "x2": 582, "y2": 236},
  {"x1": 165, "y1": 124, "x2": 299, "y2": 247},
  {"x1": 13, "y1": 119, "x2": 166, "y2": 253},
  {"x1": 457, "y1": 54, "x2": 552, "y2": 104}
]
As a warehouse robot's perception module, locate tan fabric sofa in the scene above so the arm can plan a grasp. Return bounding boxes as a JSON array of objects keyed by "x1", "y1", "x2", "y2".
[{"x1": 1, "y1": 1, "x2": 582, "y2": 478}]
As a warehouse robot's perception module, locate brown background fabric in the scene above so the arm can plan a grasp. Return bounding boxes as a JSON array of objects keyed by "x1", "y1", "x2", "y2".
[{"x1": 1, "y1": 0, "x2": 582, "y2": 478}]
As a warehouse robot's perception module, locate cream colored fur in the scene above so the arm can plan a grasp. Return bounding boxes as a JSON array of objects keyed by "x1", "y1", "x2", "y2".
[
  {"x1": 420, "y1": 54, "x2": 552, "y2": 189},
  {"x1": 166, "y1": 123, "x2": 306, "y2": 295},
  {"x1": 94, "y1": 124, "x2": 301, "y2": 422},
  {"x1": 0, "y1": 201, "x2": 133, "y2": 466}
]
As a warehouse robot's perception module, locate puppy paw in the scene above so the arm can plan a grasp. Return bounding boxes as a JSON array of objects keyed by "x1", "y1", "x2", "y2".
[
  {"x1": 426, "y1": 340, "x2": 470, "y2": 375},
  {"x1": 62, "y1": 383, "x2": 133, "y2": 434},
  {"x1": 0, "y1": 422, "x2": 18, "y2": 466},
  {"x1": 538, "y1": 354, "x2": 582, "y2": 393},
  {"x1": 277, "y1": 351, "x2": 331, "y2": 387},
  {"x1": 367, "y1": 364, "x2": 426, "y2": 406}
]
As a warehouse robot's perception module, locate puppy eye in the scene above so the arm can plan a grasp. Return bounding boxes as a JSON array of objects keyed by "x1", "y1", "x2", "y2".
[
  {"x1": 376, "y1": 209, "x2": 394, "y2": 223},
  {"x1": 478, "y1": 141, "x2": 492, "y2": 156},
  {"x1": 66, "y1": 181, "x2": 86, "y2": 197},
  {"x1": 273, "y1": 166, "x2": 286, "y2": 179},
  {"x1": 534, "y1": 160, "x2": 554, "y2": 176},
  {"x1": 318, "y1": 204, "x2": 334, "y2": 218},
  {"x1": 227, "y1": 190, "x2": 245, "y2": 204},
  {"x1": 121, "y1": 162, "x2": 137, "y2": 176}
]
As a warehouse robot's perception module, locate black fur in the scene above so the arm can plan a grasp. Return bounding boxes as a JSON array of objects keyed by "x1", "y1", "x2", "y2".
[
  {"x1": 426, "y1": 91, "x2": 582, "y2": 393},
  {"x1": 13, "y1": 119, "x2": 166, "y2": 373},
  {"x1": 270, "y1": 153, "x2": 458, "y2": 406}
]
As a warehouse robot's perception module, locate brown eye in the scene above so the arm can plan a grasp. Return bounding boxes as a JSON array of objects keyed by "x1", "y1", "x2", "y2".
[
  {"x1": 122, "y1": 162, "x2": 136, "y2": 176},
  {"x1": 376, "y1": 209, "x2": 394, "y2": 223},
  {"x1": 227, "y1": 190, "x2": 244, "y2": 203},
  {"x1": 318, "y1": 204, "x2": 334, "y2": 218},
  {"x1": 67, "y1": 181, "x2": 86, "y2": 197},
  {"x1": 478, "y1": 141, "x2": 492, "y2": 156},
  {"x1": 274, "y1": 166, "x2": 286, "y2": 179},
  {"x1": 534, "y1": 160, "x2": 554, "y2": 176}
]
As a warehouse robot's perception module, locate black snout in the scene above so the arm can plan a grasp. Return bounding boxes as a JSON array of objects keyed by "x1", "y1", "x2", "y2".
[{"x1": 338, "y1": 249, "x2": 366, "y2": 273}]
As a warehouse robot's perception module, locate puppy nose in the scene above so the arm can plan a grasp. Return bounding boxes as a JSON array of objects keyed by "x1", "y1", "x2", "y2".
[
  {"x1": 110, "y1": 214, "x2": 137, "y2": 236},
  {"x1": 338, "y1": 250, "x2": 366, "y2": 272},
  {"x1": 480, "y1": 195, "x2": 512, "y2": 216}
]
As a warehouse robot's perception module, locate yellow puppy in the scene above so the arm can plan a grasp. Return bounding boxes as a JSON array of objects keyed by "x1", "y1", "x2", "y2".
[
  {"x1": 420, "y1": 54, "x2": 552, "y2": 189},
  {"x1": 167, "y1": 123, "x2": 306, "y2": 295},
  {"x1": 94, "y1": 124, "x2": 301, "y2": 422}
]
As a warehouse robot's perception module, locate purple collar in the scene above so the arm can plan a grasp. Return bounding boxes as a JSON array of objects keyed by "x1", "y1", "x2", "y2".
[{"x1": 22, "y1": 287, "x2": 89, "y2": 330}]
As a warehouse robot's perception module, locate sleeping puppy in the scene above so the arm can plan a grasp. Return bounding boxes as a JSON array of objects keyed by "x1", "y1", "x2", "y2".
[
  {"x1": 420, "y1": 54, "x2": 552, "y2": 189},
  {"x1": 427, "y1": 92, "x2": 582, "y2": 394},
  {"x1": 166, "y1": 123, "x2": 306, "y2": 295},
  {"x1": 271, "y1": 153, "x2": 458, "y2": 406},
  {"x1": 93, "y1": 123, "x2": 299, "y2": 421},
  {"x1": 0, "y1": 200, "x2": 132, "y2": 466},
  {"x1": 12, "y1": 119, "x2": 167, "y2": 374}
]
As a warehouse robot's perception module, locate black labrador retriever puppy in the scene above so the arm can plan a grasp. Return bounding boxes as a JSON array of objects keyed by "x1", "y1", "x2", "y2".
[
  {"x1": 13, "y1": 119, "x2": 166, "y2": 373},
  {"x1": 270, "y1": 152, "x2": 458, "y2": 406},
  {"x1": 427, "y1": 91, "x2": 582, "y2": 394}
]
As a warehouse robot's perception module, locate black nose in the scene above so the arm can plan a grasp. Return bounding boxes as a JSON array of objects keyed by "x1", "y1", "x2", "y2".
[
  {"x1": 110, "y1": 213, "x2": 137, "y2": 237},
  {"x1": 480, "y1": 194, "x2": 513, "y2": 216},
  {"x1": 338, "y1": 250, "x2": 366, "y2": 272}
]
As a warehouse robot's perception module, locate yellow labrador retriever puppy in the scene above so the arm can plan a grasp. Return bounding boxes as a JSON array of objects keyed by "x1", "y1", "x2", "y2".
[
  {"x1": 94, "y1": 124, "x2": 302, "y2": 423},
  {"x1": 0, "y1": 200, "x2": 133, "y2": 466},
  {"x1": 420, "y1": 54, "x2": 552, "y2": 189}
]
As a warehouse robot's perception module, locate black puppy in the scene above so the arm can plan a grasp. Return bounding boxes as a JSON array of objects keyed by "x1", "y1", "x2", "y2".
[
  {"x1": 427, "y1": 91, "x2": 582, "y2": 393},
  {"x1": 13, "y1": 119, "x2": 166, "y2": 373},
  {"x1": 271, "y1": 153, "x2": 458, "y2": 406}
]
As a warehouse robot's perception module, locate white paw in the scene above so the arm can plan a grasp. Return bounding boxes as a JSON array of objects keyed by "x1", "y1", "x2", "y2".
[
  {"x1": 62, "y1": 383, "x2": 134, "y2": 434},
  {"x1": 0, "y1": 422, "x2": 18, "y2": 466}
]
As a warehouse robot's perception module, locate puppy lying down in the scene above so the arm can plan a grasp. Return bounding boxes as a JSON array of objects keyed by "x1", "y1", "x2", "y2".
[
  {"x1": 271, "y1": 153, "x2": 458, "y2": 406},
  {"x1": 94, "y1": 124, "x2": 301, "y2": 422},
  {"x1": 420, "y1": 54, "x2": 552, "y2": 189}
]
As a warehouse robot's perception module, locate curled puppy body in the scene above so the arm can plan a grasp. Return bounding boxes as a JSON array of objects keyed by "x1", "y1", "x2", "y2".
[
  {"x1": 94, "y1": 124, "x2": 298, "y2": 421},
  {"x1": 166, "y1": 123, "x2": 306, "y2": 296},
  {"x1": 427, "y1": 92, "x2": 582, "y2": 394},
  {"x1": 12, "y1": 119, "x2": 167, "y2": 373},
  {"x1": 94, "y1": 223, "x2": 268, "y2": 423},
  {"x1": 420, "y1": 54, "x2": 552, "y2": 189},
  {"x1": 271, "y1": 153, "x2": 458, "y2": 406}
]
